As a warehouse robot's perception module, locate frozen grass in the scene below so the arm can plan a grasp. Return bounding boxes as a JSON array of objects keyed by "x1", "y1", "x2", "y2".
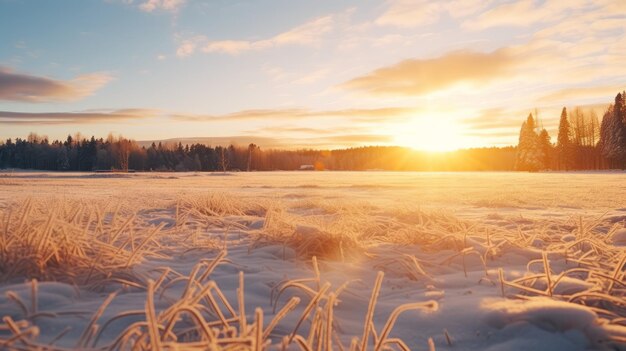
[
  {"x1": 0, "y1": 172, "x2": 625, "y2": 350},
  {"x1": 0, "y1": 248, "x2": 438, "y2": 350},
  {"x1": 0, "y1": 199, "x2": 172, "y2": 287}
]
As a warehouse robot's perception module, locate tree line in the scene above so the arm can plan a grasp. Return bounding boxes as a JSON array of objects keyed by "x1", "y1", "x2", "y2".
[
  {"x1": 0, "y1": 132, "x2": 516, "y2": 172},
  {"x1": 515, "y1": 91, "x2": 626, "y2": 171}
]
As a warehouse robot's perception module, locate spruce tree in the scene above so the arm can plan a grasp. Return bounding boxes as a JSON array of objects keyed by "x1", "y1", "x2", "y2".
[
  {"x1": 610, "y1": 93, "x2": 626, "y2": 167},
  {"x1": 556, "y1": 107, "x2": 573, "y2": 170},
  {"x1": 538, "y1": 128, "x2": 552, "y2": 170},
  {"x1": 599, "y1": 106, "x2": 614, "y2": 166}
]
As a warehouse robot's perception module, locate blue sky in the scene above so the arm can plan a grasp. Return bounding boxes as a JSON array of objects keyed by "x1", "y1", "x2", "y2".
[{"x1": 1, "y1": 0, "x2": 625, "y2": 150}]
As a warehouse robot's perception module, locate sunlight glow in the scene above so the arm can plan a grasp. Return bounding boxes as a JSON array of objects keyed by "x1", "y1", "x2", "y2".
[{"x1": 393, "y1": 116, "x2": 466, "y2": 152}]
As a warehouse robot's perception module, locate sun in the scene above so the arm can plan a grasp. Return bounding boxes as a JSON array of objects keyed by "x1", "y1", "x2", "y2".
[{"x1": 393, "y1": 116, "x2": 465, "y2": 152}]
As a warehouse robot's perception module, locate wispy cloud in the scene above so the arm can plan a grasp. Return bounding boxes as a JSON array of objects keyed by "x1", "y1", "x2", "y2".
[
  {"x1": 538, "y1": 85, "x2": 626, "y2": 104},
  {"x1": 170, "y1": 107, "x2": 416, "y2": 123},
  {"x1": 0, "y1": 66, "x2": 112, "y2": 102},
  {"x1": 460, "y1": 108, "x2": 529, "y2": 130},
  {"x1": 292, "y1": 68, "x2": 331, "y2": 85},
  {"x1": 340, "y1": 48, "x2": 520, "y2": 96},
  {"x1": 249, "y1": 126, "x2": 340, "y2": 135},
  {"x1": 138, "y1": 0, "x2": 185, "y2": 12},
  {"x1": 458, "y1": 108, "x2": 544, "y2": 143},
  {"x1": 249, "y1": 125, "x2": 369, "y2": 135},
  {"x1": 463, "y1": 0, "x2": 592, "y2": 30},
  {"x1": 0, "y1": 109, "x2": 158, "y2": 125},
  {"x1": 140, "y1": 134, "x2": 393, "y2": 149},
  {"x1": 0, "y1": 106, "x2": 413, "y2": 126},
  {"x1": 177, "y1": 15, "x2": 334, "y2": 57},
  {"x1": 376, "y1": 0, "x2": 489, "y2": 28}
]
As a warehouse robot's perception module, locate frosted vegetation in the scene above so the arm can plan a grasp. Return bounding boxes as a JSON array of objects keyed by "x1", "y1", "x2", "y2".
[{"x1": 0, "y1": 172, "x2": 625, "y2": 350}]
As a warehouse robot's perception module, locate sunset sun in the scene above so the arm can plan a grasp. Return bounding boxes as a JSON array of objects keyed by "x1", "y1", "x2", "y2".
[{"x1": 394, "y1": 117, "x2": 465, "y2": 152}]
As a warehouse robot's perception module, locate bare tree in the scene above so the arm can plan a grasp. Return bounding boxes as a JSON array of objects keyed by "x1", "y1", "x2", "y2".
[
  {"x1": 118, "y1": 137, "x2": 132, "y2": 171},
  {"x1": 247, "y1": 143, "x2": 257, "y2": 172},
  {"x1": 219, "y1": 147, "x2": 229, "y2": 173}
]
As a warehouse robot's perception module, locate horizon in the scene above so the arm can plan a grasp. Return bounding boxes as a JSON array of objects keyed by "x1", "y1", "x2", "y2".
[
  {"x1": 0, "y1": 132, "x2": 516, "y2": 152},
  {"x1": 1, "y1": 1, "x2": 625, "y2": 151}
]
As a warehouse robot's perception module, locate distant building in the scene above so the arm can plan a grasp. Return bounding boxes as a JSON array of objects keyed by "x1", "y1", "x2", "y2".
[
  {"x1": 95, "y1": 169, "x2": 136, "y2": 173},
  {"x1": 299, "y1": 164, "x2": 315, "y2": 171}
]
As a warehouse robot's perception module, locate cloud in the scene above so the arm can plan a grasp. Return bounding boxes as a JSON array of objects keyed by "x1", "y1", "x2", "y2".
[
  {"x1": 0, "y1": 67, "x2": 112, "y2": 102},
  {"x1": 170, "y1": 107, "x2": 415, "y2": 123},
  {"x1": 270, "y1": 16, "x2": 334, "y2": 46},
  {"x1": 202, "y1": 40, "x2": 257, "y2": 55},
  {"x1": 250, "y1": 126, "x2": 341, "y2": 135},
  {"x1": 464, "y1": 0, "x2": 594, "y2": 30},
  {"x1": 459, "y1": 108, "x2": 551, "y2": 145},
  {"x1": 376, "y1": 0, "x2": 490, "y2": 28},
  {"x1": 340, "y1": 48, "x2": 520, "y2": 96},
  {"x1": 176, "y1": 38, "x2": 199, "y2": 57},
  {"x1": 293, "y1": 68, "x2": 331, "y2": 85},
  {"x1": 538, "y1": 85, "x2": 626, "y2": 104},
  {"x1": 462, "y1": 130, "x2": 519, "y2": 139},
  {"x1": 178, "y1": 15, "x2": 334, "y2": 56},
  {"x1": 138, "y1": 0, "x2": 185, "y2": 12},
  {"x1": 250, "y1": 125, "x2": 369, "y2": 135},
  {"x1": 456, "y1": 109, "x2": 542, "y2": 145},
  {"x1": 139, "y1": 134, "x2": 393, "y2": 149},
  {"x1": 0, "y1": 109, "x2": 158, "y2": 125},
  {"x1": 460, "y1": 109, "x2": 528, "y2": 130}
]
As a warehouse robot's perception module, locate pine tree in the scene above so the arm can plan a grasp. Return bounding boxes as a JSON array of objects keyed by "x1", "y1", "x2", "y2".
[
  {"x1": 193, "y1": 154, "x2": 202, "y2": 171},
  {"x1": 601, "y1": 93, "x2": 626, "y2": 168},
  {"x1": 619, "y1": 91, "x2": 626, "y2": 168},
  {"x1": 57, "y1": 146, "x2": 70, "y2": 170},
  {"x1": 515, "y1": 113, "x2": 545, "y2": 171},
  {"x1": 556, "y1": 107, "x2": 573, "y2": 170},
  {"x1": 538, "y1": 128, "x2": 552, "y2": 169}
]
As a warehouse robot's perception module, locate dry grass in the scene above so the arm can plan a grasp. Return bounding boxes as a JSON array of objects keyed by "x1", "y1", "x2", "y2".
[
  {"x1": 253, "y1": 202, "x2": 475, "y2": 261},
  {"x1": 254, "y1": 200, "x2": 626, "y2": 344},
  {"x1": 0, "y1": 252, "x2": 439, "y2": 350},
  {"x1": 203, "y1": 195, "x2": 626, "y2": 344},
  {"x1": 1, "y1": 194, "x2": 625, "y2": 349},
  {"x1": 0, "y1": 199, "x2": 173, "y2": 287},
  {"x1": 491, "y1": 215, "x2": 626, "y2": 338}
]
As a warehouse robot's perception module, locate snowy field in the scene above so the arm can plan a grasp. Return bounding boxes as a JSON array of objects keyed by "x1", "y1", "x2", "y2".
[{"x1": 0, "y1": 171, "x2": 625, "y2": 350}]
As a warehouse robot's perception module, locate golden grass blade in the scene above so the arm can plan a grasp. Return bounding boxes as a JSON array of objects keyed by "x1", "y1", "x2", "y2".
[
  {"x1": 325, "y1": 293, "x2": 336, "y2": 351},
  {"x1": 374, "y1": 301, "x2": 438, "y2": 351},
  {"x1": 238, "y1": 271, "x2": 248, "y2": 336},
  {"x1": 289, "y1": 282, "x2": 331, "y2": 343},
  {"x1": 264, "y1": 297, "x2": 301, "y2": 339},
  {"x1": 145, "y1": 280, "x2": 161, "y2": 351},
  {"x1": 255, "y1": 308, "x2": 264, "y2": 351},
  {"x1": 360, "y1": 271, "x2": 384, "y2": 351}
]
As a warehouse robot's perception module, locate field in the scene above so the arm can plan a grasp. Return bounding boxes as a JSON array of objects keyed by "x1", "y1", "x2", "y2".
[{"x1": 0, "y1": 171, "x2": 625, "y2": 350}]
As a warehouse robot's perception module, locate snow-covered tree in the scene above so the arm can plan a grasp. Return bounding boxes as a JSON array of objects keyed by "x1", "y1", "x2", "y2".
[
  {"x1": 515, "y1": 113, "x2": 545, "y2": 171},
  {"x1": 599, "y1": 93, "x2": 626, "y2": 168}
]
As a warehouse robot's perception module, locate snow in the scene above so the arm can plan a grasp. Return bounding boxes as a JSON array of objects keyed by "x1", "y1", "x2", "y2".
[
  {"x1": 0, "y1": 171, "x2": 624, "y2": 350},
  {"x1": 610, "y1": 229, "x2": 626, "y2": 247}
]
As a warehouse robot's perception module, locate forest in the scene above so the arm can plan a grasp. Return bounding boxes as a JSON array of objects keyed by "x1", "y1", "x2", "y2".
[
  {"x1": 0, "y1": 134, "x2": 516, "y2": 172},
  {"x1": 515, "y1": 91, "x2": 626, "y2": 171},
  {"x1": 1, "y1": 91, "x2": 625, "y2": 172}
]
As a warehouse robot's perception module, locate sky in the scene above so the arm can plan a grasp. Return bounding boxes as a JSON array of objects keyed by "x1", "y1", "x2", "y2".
[{"x1": 0, "y1": 0, "x2": 625, "y2": 151}]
